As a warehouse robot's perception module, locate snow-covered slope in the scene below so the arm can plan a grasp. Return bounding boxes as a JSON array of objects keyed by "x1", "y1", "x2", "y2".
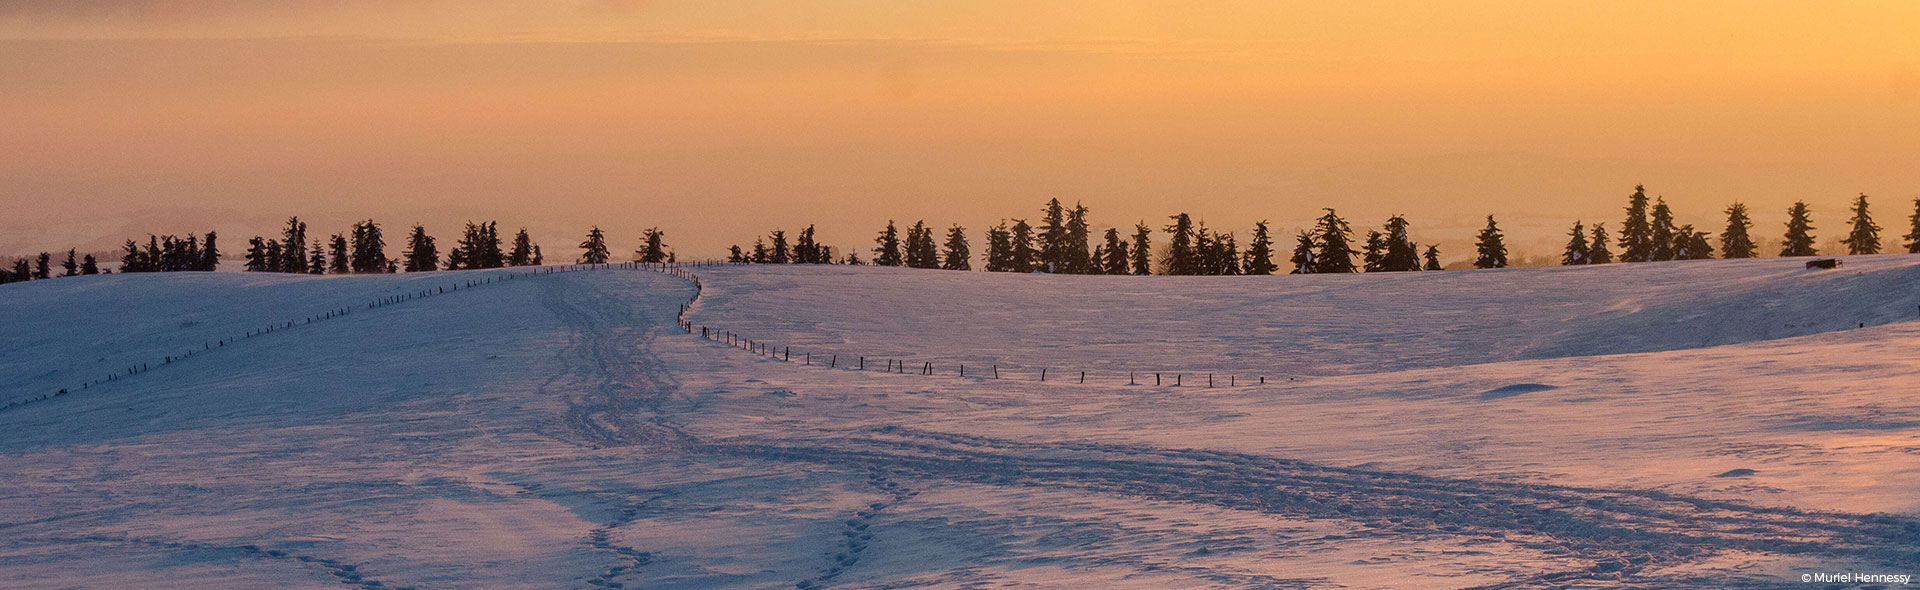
[
  {"x1": 687, "y1": 256, "x2": 1920, "y2": 376},
  {"x1": 2, "y1": 258, "x2": 1917, "y2": 589}
]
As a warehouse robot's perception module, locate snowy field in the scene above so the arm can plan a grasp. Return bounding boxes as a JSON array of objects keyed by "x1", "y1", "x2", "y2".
[{"x1": 3, "y1": 258, "x2": 1919, "y2": 589}]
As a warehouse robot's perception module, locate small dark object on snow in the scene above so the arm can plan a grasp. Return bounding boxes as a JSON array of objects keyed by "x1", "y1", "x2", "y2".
[{"x1": 1804, "y1": 258, "x2": 1840, "y2": 269}]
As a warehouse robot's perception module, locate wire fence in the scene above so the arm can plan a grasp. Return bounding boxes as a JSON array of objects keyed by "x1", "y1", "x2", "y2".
[{"x1": 653, "y1": 263, "x2": 1281, "y2": 389}]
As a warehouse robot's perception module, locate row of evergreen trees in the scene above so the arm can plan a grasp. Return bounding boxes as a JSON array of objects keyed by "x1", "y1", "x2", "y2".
[
  {"x1": 242, "y1": 218, "x2": 548, "y2": 274},
  {"x1": 726, "y1": 225, "x2": 839, "y2": 265},
  {"x1": 1559, "y1": 188, "x2": 1920, "y2": 266},
  {"x1": 722, "y1": 199, "x2": 1448, "y2": 275},
  {"x1": 0, "y1": 249, "x2": 108, "y2": 284},
  {"x1": 579, "y1": 226, "x2": 672, "y2": 264},
  {"x1": 121, "y1": 233, "x2": 221, "y2": 273}
]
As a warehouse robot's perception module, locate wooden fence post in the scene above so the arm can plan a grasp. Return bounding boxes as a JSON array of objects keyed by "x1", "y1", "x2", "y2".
[
  {"x1": 1041, "y1": 368, "x2": 1047, "y2": 382},
  {"x1": 1079, "y1": 371, "x2": 1085, "y2": 384}
]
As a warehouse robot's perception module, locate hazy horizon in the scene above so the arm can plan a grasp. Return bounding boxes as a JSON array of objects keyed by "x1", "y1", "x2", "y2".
[{"x1": 3, "y1": 1, "x2": 1918, "y2": 261}]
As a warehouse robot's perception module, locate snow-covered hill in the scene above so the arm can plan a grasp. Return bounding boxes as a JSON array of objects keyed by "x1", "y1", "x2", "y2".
[{"x1": 2, "y1": 257, "x2": 1917, "y2": 589}]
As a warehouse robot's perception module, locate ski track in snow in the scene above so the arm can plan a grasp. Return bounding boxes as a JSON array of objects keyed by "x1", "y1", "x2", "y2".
[{"x1": 540, "y1": 269, "x2": 694, "y2": 452}]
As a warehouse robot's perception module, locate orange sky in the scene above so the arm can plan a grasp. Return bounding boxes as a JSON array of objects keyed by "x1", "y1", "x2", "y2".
[{"x1": 2, "y1": 1, "x2": 1918, "y2": 260}]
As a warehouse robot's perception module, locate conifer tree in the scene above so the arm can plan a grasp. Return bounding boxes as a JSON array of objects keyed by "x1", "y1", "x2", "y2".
[
  {"x1": 263, "y1": 240, "x2": 284, "y2": 272},
  {"x1": 1649, "y1": 197, "x2": 1676, "y2": 262},
  {"x1": 1380, "y1": 215, "x2": 1421, "y2": 272},
  {"x1": 1720, "y1": 203, "x2": 1758, "y2": 258},
  {"x1": 1361, "y1": 230, "x2": 1387, "y2": 272},
  {"x1": 405, "y1": 225, "x2": 439, "y2": 272},
  {"x1": 509, "y1": 228, "x2": 536, "y2": 266},
  {"x1": 1677, "y1": 226, "x2": 1713, "y2": 260},
  {"x1": 1780, "y1": 201, "x2": 1818, "y2": 257},
  {"x1": 1843, "y1": 193, "x2": 1881, "y2": 255},
  {"x1": 462, "y1": 221, "x2": 504, "y2": 269},
  {"x1": 144, "y1": 235, "x2": 164, "y2": 272},
  {"x1": 1129, "y1": 222, "x2": 1152, "y2": 275},
  {"x1": 308, "y1": 240, "x2": 327, "y2": 274},
  {"x1": 1191, "y1": 222, "x2": 1214, "y2": 275},
  {"x1": 351, "y1": 220, "x2": 390, "y2": 272},
  {"x1": 907, "y1": 222, "x2": 940, "y2": 269},
  {"x1": 198, "y1": 230, "x2": 220, "y2": 271},
  {"x1": 1619, "y1": 185, "x2": 1654, "y2": 262},
  {"x1": 323, "y1": 234, "x2": 346, "y2": 273},
  {"x1": 1588, "y1": 223, "x2": 1613, "y2": 264},
  {"x1": 1065, "y1": 203, "x2": 1093, "y2": 273},
  {"x1": 578, "y1": 226, "x2": 610, "y2": 264},
  {"x1": 33, "y1": 252, "x2": 51, "y2": 279},
  {"x1": 841, "y1": 249, "x2": 863, "y2": 265},
  {"x1": 1289, "y1": 230, "x2": 1317, "y2": 274},
  {"x1": 984, "y1": 223, "x2": 1013, "y2": 272},
  {"x1": 1038, "y1": 198, "x2": 1069, "y2": 272},
  {"x1": 728, "y1": 245, "x2": 745, "y2": 263},
  {"x1": 637, "y1": 228, "x2": 668, "y2": 263},
  {"x1": 10, "y1": 258, "x2": 29, "y2": 280},
  {"x1": 750, "y1": 238, "x2": 769, "y2": 263},
  {"x1": 61, "y1": 249, "x2": 78, "y2": 277},
  {"x1": 280, "y1": 217, "x2": 309, "y2": 273},
  {"x1": 873, "y1": 221, "x2": 903, "y2": 266},
  {"x1": 184, "y1": 234, "x2": 201, "y2": 271},
  {"x1": 1905, "y1": 198, "x2": 1920, "y2": 254},
  {"x1": 794, "y1": 225, "x2": 821, "y2": 263},
  {"x1": 1009, "y1": 219, "x2": 1037, "y2": 272},
  {"x1": 1161, "y1": 213, "x2": 1199, "y2": 275},
  {"x1": 941, "y1": 224, "x2": 971, "y2": 270},
  {"x1": 243, "y1": 237, "x2": 268, "y2": 272},
  {"x1": 1101, "y1": 228, "x2": 1130, "y2": 274},
  {"x1": 1216, "y1": 232, "x2": 1241, "y2": 275},
  {"x1": 1311, "y1": 209, "x2": 1358, "y2": 273},
  {"x1": 1562, "y1": 221, "x2": 1590, "y2": 265},
  {"x1": 1473, "y1": 215, "x2": 1508, "y2": 269},
  {"x1": 768, "y1": 230, "x2": 791, "y2": 264},
  {"x1": 531, "y1": 245, "x2": 542, "y2": 265},
  {"x1": 1243, "y1": 221, "x2": 1277, "y2": 275},
  {"x1": 1423, "y1": 245, "x2": 1443, "y2": 271},
  {"x1": 902, "y1": 222, "x2": 929, "y2": 268},
  {"x1": 82, "y1": 254, "x2": 99, "y2": 275}
]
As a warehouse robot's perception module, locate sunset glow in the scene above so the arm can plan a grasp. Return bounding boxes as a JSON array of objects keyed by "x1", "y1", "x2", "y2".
[{"x1": 4, "y1": 1, "x2": 1918, "y2": 257}]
